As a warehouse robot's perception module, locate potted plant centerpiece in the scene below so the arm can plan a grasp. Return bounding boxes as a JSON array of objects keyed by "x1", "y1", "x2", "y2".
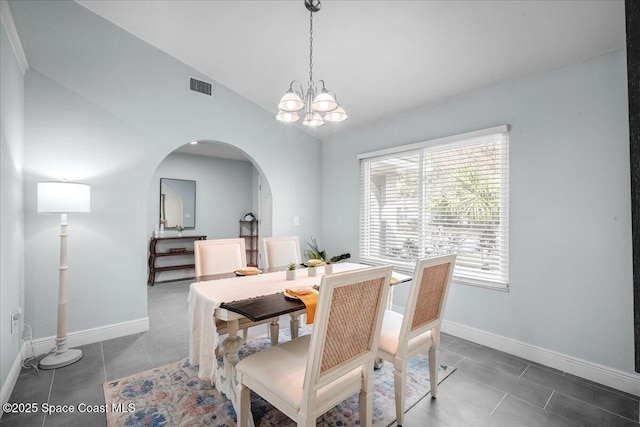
[
  {"x1": 325, "y1": 253, "x2": 351, "y2": 274},
  {"x1": 286, "y1": 262, "x2": 297, "y2": 280},
  {"x1": 304, "y1": 236, "x2": 350, "y2": 275},
  {"x1": 324, "y1": 262, "x2": 333, "y2": 274},
  {"x1": 304, "y1": 236, "x2": 326, "y2": 262},
  {"x1": 175, "y1": 224, "x2": 185, "y2": 237},
  {"x1": 308, "y1": 264, "x2": 318, "y2": 277}
]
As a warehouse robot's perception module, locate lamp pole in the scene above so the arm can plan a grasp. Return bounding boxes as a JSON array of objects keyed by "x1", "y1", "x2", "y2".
[{"x1": 37, "y1": 182, "x2": 90, "y2": 369}]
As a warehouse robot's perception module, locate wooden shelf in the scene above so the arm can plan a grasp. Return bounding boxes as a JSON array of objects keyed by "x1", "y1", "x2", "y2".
[
  {"x1": 154, "y1": 251, "x2": 195, "y2": 257},
  {"x1": 240, "y1": 220, "x2": 259, "y2": 267},
  {"x1": 153, "y1": 264, "x2": 196, "y2": 273},
  {"x1": 148, "y1": 235, "x2": 206, "y2": 285}
]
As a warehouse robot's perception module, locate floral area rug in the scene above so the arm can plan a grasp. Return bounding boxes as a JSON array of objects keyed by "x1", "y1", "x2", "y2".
[{"x1": 103, "y1": 334, "x2": 455, "y2": 427}]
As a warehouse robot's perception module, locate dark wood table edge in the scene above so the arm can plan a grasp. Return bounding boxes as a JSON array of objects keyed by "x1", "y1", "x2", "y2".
[{"x1": 219, "y1": 293, "x2": 307, "y2": 322}]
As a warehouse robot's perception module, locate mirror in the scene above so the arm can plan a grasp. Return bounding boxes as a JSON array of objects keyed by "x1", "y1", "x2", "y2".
[{"x1": 160, "y1": 178, "x2": 196, "y2": 229}]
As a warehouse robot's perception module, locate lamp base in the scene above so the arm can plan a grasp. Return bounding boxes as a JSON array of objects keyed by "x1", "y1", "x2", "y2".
[{"x1": 39, "y1": 348, "x2": 83, "y2": 370}]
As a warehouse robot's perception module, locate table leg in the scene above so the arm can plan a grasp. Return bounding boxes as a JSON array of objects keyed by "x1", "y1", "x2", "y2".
[
  {"x1": 269, "y1": 317, "x2": 279, "y2": 346},
  {"x1": 289, "y1": 313, "x2": 300, "y2": 339},
  {"x1": 217, "y1": 319, "x2": 243, "y2": 414}
]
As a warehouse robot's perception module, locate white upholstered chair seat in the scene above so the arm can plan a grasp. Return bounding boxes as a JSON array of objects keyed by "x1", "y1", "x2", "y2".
[
  {"x1": 236, "y1": 266, "x2": 393, "y2": 427},
  {"x1": 236, "y1": 335, "x2": 363, "y2": 411},
  {"x1": 378, "y1": 310, "x2": 433, "y2": 356}
]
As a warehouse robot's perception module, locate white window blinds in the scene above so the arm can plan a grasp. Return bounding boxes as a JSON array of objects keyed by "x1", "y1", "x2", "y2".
[{"x1": 359, "y1": 126, "x2": 509, "y2": 289}]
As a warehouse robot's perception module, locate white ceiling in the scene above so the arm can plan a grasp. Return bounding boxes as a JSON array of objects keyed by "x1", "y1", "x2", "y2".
[{"x1": 75, "y1": 0, "x2": 626, "y2": 147}]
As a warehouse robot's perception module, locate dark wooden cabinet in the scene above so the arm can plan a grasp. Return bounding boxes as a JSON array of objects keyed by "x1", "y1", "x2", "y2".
[
  {"x1": 239, "y1": 220, "x2": 258, "y2": 267},
  {"x1": 148, "y1": 235, "x2": 206, "y2": 285}
]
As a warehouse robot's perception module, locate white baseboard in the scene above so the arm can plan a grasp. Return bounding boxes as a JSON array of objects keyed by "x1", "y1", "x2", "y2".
[
  {"x1": 28, "y1": 318, "x2": 149, "y2": 358},
  {"x1": 0, "y1": 342, "x2": 26, "y2": 417},
  {"x1": 441, "y1": 320, "x2": 640, "y2": 396},
  {"x1": 0, "y1": 319, "x2": 148, "y2": 419}
]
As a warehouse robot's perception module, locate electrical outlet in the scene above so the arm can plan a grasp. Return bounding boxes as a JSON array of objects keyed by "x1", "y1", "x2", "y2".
[{"x1": 11, "y1": 307, "x2": 22, "y2": 334}]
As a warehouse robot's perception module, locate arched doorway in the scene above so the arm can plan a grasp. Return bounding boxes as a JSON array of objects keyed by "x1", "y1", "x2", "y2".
[{"x1": 147, "y1": 140, "x2": 273, "y2": 284}]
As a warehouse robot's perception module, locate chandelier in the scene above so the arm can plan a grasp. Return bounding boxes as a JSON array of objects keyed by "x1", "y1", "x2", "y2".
[{"x1": 276, "y1": 0, "x2": 347, "y2": 127}]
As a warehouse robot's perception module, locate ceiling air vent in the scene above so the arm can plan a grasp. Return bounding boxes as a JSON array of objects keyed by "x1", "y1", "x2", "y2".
[{"x1": 190, "y1": 78, "x2": 213, "y2": 96}]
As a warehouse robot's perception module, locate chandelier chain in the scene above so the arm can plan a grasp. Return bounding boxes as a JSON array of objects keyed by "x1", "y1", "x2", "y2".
[{"x1": 308, "y1": 7, "x2": 314, "y2": 87}]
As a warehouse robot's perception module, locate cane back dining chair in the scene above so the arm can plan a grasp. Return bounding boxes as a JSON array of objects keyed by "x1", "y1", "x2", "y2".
[
  {"x1": 263, "y1": 236, "x2": 302, "y2": 269},
  {"x1": 236, "y1": 265, "x2": 394, "y2": 427},
  {"x1": 194, "y1": 238, "x2": 247, "y2": 277},
  {"x1": 194, "y1": 238, "x2": 275, "y2": 345},
  {"x1": 376, "y1": 254, "x2": 456, "y2": 426},
  {"x1": 263, "y1": 235, "x2": 305, "y2": 336}
]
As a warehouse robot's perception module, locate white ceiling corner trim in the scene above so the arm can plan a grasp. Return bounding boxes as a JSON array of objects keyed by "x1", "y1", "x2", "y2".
[{"x1": 0, "y1": 0, "x2": 28, "y2": 74}]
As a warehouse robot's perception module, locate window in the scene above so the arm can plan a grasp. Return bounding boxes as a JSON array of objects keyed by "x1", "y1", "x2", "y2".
[{"x1": 359, "y1": 125, "x2": 509, "y2": 290}]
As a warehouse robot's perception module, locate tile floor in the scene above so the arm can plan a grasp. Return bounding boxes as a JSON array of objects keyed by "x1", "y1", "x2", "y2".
[{"x1": 1, "y1": 279, "x2": 638, "y2": 426}]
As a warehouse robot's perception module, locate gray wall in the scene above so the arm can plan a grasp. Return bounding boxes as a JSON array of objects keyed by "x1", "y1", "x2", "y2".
[
  {"x1": 322, "y1": 50, "x2": 633, "y2": 374},
  {"x1": 13, "y1": 1, "x2": 321, "y2": 340},
  {"x1": 148, "y1": 152, "x2": 256, "y2": 282},
  {"x1": 0, "y1": 19, "x2": 25, "y2": 390}
]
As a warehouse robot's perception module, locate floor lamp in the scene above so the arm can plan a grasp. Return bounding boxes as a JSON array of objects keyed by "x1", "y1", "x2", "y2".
[{"x1": 37, "y1": 181, "x2": 91, "y2": 369}]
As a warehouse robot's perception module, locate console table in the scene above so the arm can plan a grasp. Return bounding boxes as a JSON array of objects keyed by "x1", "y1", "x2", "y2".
[{"x1": 148, "y1": 235, "x2": 207, "y2": 285}]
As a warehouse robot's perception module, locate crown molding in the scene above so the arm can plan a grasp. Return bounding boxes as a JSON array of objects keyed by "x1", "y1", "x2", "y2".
[{"x1": 0, "y1": 0, "x2": 29, "y2": 74}]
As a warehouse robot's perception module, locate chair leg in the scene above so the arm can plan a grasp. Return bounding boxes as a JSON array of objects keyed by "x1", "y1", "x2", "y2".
[
  {"x1": 296, "y1": 414, "x2": 316, "y2": 427},
  {"x1": 394, "y1": 361, "x2": 407, "y2": 426},
  {"x1": 237, "y1": 382, "x2": 251, "y2": 427},
  {"x1": 429, "y1": 345, "x2": 438, "y2": 398},
  {"x1": 359, "y1": 373, "x2": 374, "y2": 426}
]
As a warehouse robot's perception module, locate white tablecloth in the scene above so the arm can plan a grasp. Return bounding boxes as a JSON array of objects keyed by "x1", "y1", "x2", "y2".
[{"x1": 188, "y1": 262, "x2": 368, "y2": 383}]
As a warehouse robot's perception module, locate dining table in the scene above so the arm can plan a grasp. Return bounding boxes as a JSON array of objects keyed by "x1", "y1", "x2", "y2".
[{"x1": 187, "y1": 262, "x2": 410, "y2": 417}]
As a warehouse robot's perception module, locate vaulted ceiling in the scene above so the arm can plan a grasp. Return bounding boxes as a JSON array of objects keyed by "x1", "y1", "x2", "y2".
[{"x1": 74, "y1": 0, "x2": 626, "y2": 142}]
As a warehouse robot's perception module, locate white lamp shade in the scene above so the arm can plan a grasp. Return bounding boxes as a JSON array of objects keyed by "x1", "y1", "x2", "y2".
[
  {"x1": 311, "y1": 90, "x2": 338, "y2": 112},
  {"x1": 38, "y1": 182, "x2": 91, "y2": 214},
  {"x1": 302, "y1": 111, "x2": 325, "y2": 127},
  {"x1": 275, "y1": 110, "x2": 300, "y2": 123},
  {"x1": 324, "y1": 106, "x2": 348, "y2": 122},
  {"x1": 277, "y1": 91, "x2": 304, "y2": 112}
]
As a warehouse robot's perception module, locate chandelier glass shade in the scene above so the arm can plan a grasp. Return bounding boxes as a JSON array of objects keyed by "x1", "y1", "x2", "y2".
[
  {"x1": 277, "y1": 89, "x2": 304, "y2": 112},
  {"x1": 276, "y1": 0, "x2": 347, "y2": 127},
  {"x1": 324, "y1": 106, "x2": 348, "y2": 122},
  {"x1": 275, "y1": 110, "x2": 299, "y2": 123}
]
